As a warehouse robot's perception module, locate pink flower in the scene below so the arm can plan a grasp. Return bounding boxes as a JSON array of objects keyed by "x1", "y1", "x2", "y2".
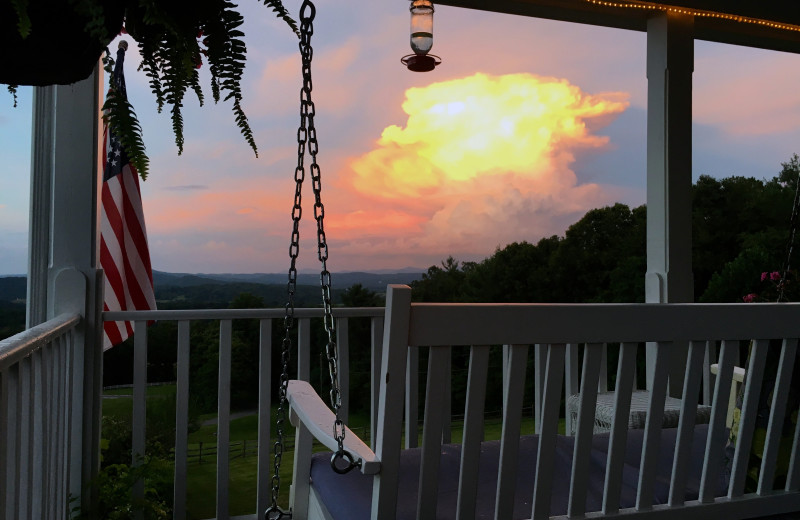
[
  {"x1": 743, "y1": 293, "x2": 757, "y2": 303},
  {"x1": 761, "y1": 272, "x2": 769, "y2": 282},
  {"x1": 771, "y1": 271, "x2": 781, "y2": 281}
]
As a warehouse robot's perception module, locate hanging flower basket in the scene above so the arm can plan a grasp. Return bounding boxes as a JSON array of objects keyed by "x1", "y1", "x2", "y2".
[{"x1": 0, "y1": 1, "x2": 124, "y2": 86}]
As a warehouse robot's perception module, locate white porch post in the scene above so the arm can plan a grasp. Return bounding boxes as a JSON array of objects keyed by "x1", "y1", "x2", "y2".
[
  {"x1": 645, "y1": 13, "x2": 694, "y2": 396},
  {"x1": 27, "y1": 68, "x2": 105, "y2": 510}
]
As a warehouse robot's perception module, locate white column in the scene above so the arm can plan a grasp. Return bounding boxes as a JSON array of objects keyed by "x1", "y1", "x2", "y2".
[
  {"x1": 27, "y1": 67, "x2": 105, "y2": 509},
  {"x1": 645, "y1": 13, "x2": 694, "y2": 396}
]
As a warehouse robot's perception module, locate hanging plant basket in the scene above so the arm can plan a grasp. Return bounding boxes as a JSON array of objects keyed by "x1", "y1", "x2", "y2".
[{"x1": 0, "y1": 0, "x2": 124, "y2": 86}]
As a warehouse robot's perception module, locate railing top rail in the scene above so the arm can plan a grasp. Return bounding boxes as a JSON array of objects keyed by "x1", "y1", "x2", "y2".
[
  {"x1": 406, "y1": 302, "x2": 800, "y2": 346},
  {"x1": 103, "y1": 306, "x2": 385, "y2": 322},
  {"x1": 0, "y1": 313, "x2": 80, "y2": 370}
]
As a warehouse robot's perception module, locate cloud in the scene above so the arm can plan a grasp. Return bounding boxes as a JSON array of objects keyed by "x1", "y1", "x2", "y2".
[
  {"x1": 328, "y1": 72, "x2": 629, "y2": 265},
  {"x1": 694, "y1": 44, "x2": 800, "y2": 136}
]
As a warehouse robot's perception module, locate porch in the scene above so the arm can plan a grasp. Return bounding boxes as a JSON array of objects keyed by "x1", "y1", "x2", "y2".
[
  {"x1": 2, "y1": 1, "x2": 800, "y2": 519},
  {"x1": 3, "y1": 292, "x2": 800, "y2": 519}
]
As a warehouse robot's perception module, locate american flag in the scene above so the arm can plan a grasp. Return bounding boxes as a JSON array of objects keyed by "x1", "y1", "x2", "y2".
[{"x1": 100, "y1": 41, "x2": 157, "y2": 350}]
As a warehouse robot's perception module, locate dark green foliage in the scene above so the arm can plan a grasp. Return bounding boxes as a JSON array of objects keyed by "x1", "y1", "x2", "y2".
[
  {"x1": 6, "y1": 0, "x2": 298, "y2": 178},
  {"x1": 73, "y1": 457, "x2": 172, "y2": 519},
  {"x1": 123, "y1": 0, "x2": 298, "y2": 165},
  {"x1": 411, "y1": 203, "x2": 647, "y2": 304},
  {"x1": 0, "y1": 276, "x2": 26, "y2": 300},
  {"x1": 10, "y1": 0, "x2": 30, "y2": 38},
  {"x1": 102, "y1": 51, "x2": 150, "y2": 178},
  {"x1": 261, "y1": 0, "x2": 299, "y2": 37},
  {"x1": 0, "y1": 301, "x2": 25, "y2": 341},
  {"x1": 693, "y1": 172, "x2": 797, "y2": 302},
  {"x1": 69, "y1": 0, "x2": 117, "y2": 43}
]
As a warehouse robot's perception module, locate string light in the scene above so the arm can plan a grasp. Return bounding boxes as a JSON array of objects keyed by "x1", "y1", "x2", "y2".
[{"x1": 584, "y1": 0, "x2": 800, "y2": 33}]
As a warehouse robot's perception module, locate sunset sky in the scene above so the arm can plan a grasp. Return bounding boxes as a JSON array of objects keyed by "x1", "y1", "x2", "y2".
[{"x1": 2, "y1": 1, "x2": 800, "y2": 275}]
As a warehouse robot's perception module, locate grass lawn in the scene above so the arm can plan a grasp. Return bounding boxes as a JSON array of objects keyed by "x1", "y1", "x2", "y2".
[{"x1": 101, "y1": 383, "x2": 178, "y2": 420}]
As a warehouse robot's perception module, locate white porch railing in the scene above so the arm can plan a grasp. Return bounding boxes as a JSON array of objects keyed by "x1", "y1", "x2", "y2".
[
  {"x1": 0, "y1": 312, "x2": 83, "y2": 520},
  {"x1": 102, "y1": 307, "x2": 386, "y2": 520},
  {"x1": 0, "y1": 304, "x2": 730, "y2": 520},
  {"x1": 103, "y1": 305, "x2": 723, "y2": 520}
]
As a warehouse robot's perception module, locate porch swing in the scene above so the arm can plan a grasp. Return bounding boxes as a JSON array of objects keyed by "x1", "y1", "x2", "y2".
[{"x1": 268, "y1": 2, "x2": 800, "y2": 519}]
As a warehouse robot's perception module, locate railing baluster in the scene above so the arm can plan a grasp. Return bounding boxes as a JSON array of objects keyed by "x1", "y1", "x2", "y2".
[
  {"x1": 564, "y1": 343, "x2": 579, "y2": 436},
  {"x1": 256, "y1": 318, "x2": 273, "y2": 518},
  {"x1": 669, "y1": 340, "x2": 707, "y2": 505},
  {"x1": 636, "y1": 341, "x2": 670, "y2": 509},
  {"x1": 417, "y1": 346, "x2": 451, "y2": 519},
  {"x1": 1, "y1": 364, "x2": 17, "y2": 520},
  {"x1": 52, "y1": 336, "x2": 64, "y2": 520},
  {"x1": 787, "y1": 394, "x2": 800, "y2": 491},
  {"x1": 758, "y1": 338, "x2": 799, "y2": 495},
  {"x1": 19, "y1": 356, "x2": 31, "y2": 518},
  {"x1": 31, "y1": 350, "x2": 44, "y2": 520},
  {"x1": 533, "y1": 343, "x2": 547, "y2": 434},
  {"x1": 173, "y1": 320, "x2": 191, "y2": 520},
  {"x1": 569, "y1": 343, "x2": 603, "y2": 517},
  {"x1": 217, "y1": 320, "x2": 233, "y2": 520},
  {"x1": 456, "y1": 345, "x2": 490, "y2": 520},
  {"x1": 603, "y1": 341, "x2": 638, "y2": 514},
  {"x1": 495, "y1": 344, "x2": 529, "y2": 520},
  {"x1": 44, "y1": 343, "x2": 55, "y2": 518},
  {"x1": 337, "y1": 317, "x2": 350, "y2": 422},
  {"x1": 532, "y1": 343, "x2": 566, "y2": 520},
  {"x1": 132, "y1": 320, "x2": 148, "y2": 519},
  {"x1": 442, "y1": 347, "x2": 452, "y2": 444},
  {"x1": 68, "y1": 326, "x2": 84, "y2": 505},
  {"x1": 371, "y1": 316, "x2": 384, "y2": 450},
  {"x1": 700, "y1": 339, "x2": 737, "y2": 503},
  {"x1": 703, "y1": 342, "x2": 717, "y2": 406},
  {"x1": 405, "y1": 346, "x2": 419, "y2": 449},
  {"x1": 729, "y1": 338, "x2": 769, "y2": 497},
  {"x1": 297, "y1": 318, "x2": 311, "y2": 382}
]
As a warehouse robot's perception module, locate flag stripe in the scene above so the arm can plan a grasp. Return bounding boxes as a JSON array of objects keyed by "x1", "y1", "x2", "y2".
[{"x1": 100, "y1": 43, "x2": 156, "y2": 350}]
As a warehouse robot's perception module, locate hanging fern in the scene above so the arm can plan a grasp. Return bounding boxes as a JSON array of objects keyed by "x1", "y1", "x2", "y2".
[
  {"x1": 102, "y1": 48, "x2": 150, "y2": 179},
  {"x1": 262, "y1": 0, "x2": 300, "y2": 38},
  {"x1": 3, "y1": 0, "x2": 298, "y2": 180},
  {"x1": 122, "y1": 0, "x2": 298, "y2": 168}
]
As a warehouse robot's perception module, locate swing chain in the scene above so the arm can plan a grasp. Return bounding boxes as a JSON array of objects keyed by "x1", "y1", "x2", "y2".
[
  {"x1": 267, "y1": 2, "x2": 355, "y2": 518},
  {"x1": 298, "y1": 0, "x2": 357, "y2": 475}
]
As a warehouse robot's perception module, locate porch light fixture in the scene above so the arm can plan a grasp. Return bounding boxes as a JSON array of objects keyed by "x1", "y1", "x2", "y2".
[{"x1": 402, "y1": 0, "x2": 442, "y2": 72}]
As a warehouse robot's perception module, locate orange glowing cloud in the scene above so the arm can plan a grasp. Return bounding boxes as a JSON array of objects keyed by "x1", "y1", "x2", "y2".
[
  {"x1": 350, "y1": 73, "x2": 628, "y2": 200},
  {"x1": 331, "y1": 73, "x2": 630, "y2": 264}
]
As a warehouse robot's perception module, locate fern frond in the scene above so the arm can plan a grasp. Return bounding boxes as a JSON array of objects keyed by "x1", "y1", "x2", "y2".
[
  {"x1": 102, "y1": 88, "x2": 150, "y2": 180},
  {"x1": 69, "y1": 0, "x2": 115, "y2": 43},
  {"x1": 233, "y1": 98, "x2": 257, "y2": 157},
  {"x1": 262, "y1": 0, "x2": 300, "y2": 38},
  {"x1": 202, "y1": 2, "x2": 258, "y2": 157},
  {"x1": 190, "y1": 68, "x2": 204, "y2": 107}
]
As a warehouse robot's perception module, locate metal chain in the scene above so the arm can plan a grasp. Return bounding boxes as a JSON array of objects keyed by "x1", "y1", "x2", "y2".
[{"x1": 266, "y1": 1, "x2": 354, "y2": 518}]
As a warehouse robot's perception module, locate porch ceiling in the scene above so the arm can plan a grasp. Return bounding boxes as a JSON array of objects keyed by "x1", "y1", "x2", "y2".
[{"x1": 435, "y1": 0, "x2": 800, "y2": 54}]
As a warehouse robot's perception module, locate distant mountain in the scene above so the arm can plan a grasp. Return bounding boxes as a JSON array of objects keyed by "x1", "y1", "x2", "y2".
[
  {"x1": 0, "y1": 270, "x2": 425, "y2": 308},
  {"x1": 152, "y1": 270, "x2": 424, "y2": 293},
  {"x1": 0, "y1": 277, "x2": 26, "y2": 302}
]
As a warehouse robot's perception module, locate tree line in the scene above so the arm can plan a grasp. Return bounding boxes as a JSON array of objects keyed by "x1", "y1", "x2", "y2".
[{"x1": 411, "y1": 155, "x2": 800, "y2": 305}]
